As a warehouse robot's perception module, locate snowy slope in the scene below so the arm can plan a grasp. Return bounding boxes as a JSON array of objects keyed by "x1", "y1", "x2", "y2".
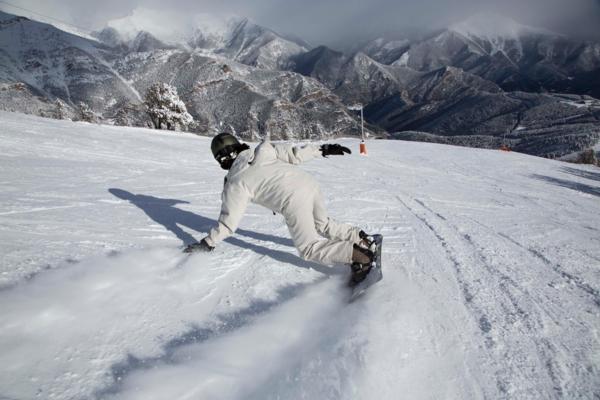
[{"x1": 1, "y1": 111, "x2": 599, "y2": 399}]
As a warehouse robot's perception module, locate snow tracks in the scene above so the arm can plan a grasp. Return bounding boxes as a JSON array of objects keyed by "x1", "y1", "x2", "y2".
[{"x1": 397, "y1": 193, "x2": 599, "y2": 399}]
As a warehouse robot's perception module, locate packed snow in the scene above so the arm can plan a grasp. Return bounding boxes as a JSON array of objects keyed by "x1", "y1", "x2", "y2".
[{"x1": 1, "y1": 111, "x2": 599, "y2": 399}]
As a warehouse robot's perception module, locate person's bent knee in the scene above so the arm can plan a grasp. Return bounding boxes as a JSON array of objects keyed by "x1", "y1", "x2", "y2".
[
  {"x1": 297, "y1": 246, "x2": 312, "y2": 261},
  {"x1": 297, "y1": 242, "x2": 317, "y2": 261},
  {"x1": 314, "y1": 218, "x2": 329, "y2": 235}
]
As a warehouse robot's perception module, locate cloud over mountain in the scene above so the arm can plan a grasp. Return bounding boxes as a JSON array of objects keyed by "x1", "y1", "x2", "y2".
[{"x1": 2, "y1": 0, "x2": 599, "y2": 48}]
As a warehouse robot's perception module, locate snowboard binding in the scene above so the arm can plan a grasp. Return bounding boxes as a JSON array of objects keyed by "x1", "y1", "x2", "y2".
[
  {"x1": 350, "y1": 259, "x2": 375, "y2": 286},
  {"x1": 358, "y1": 230, "x2": 378, "y2": 252},
  {"x1": 350, "y1": 233, "x2": 377, "y2": 287},
  {"x1": 349, "y1": 233, "x2": 383, "y2": 299}
]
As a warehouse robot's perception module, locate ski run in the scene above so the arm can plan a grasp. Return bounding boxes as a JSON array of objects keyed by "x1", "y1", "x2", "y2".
[{"x1": 1, "y1": 111, "x2": 599, "y2": 399}]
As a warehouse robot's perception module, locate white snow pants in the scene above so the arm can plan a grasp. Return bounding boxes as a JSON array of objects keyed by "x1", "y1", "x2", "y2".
[{"x1": 284, "y1": 188, "x2": 361, "y2": 265}]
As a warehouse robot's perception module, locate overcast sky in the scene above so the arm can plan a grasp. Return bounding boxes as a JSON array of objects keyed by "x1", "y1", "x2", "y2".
[{"x1": 2, "y1": 0, "x2": 600, "y2": 47}]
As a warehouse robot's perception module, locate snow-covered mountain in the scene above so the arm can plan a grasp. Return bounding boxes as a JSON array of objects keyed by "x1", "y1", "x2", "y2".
[
  {"x1": 98, "y1": 8, "x2": 309, "y2": 70},
  {"x1": 1, "y1": 9, "x2": 599, "y2": 157},
  {"x1": 365, "y1": 67, "x2": 600, "y2": 158},
  {"x1": 0, "y1": 11, "x2": 141, "y2": 115},
  {"x1": 289, "y1": 47, "x2": 419, "y2": 105},
  {"x1": 1, "y1": 111, "x2": 599, "y2": 399},
  {"x1": 288, "y1": 43, "x2": 600, "y2": 159},
  {"x1": 364, "y1": 14, "x2": 600, "y2": 98},
  {"x1": 283, "y1": 15, "x2": 600, "y2": 159},
  {"x1": 94, "y1": 28, "x2": 175, "y2": 53},
  {"x1": 360, "y1": 37, "x2": 411, "y2": 65},
  {"x1": 0, "y1": 10, "x2": 362, "y2": 140},
  {"x1": 112, "y1": 48, "x2": 363, "y2": 139}
]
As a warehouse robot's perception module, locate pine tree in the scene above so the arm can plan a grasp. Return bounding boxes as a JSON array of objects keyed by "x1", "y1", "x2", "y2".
[
  {"x1": 76, "y1": 102, "x2": 98, "y2": 123},
  {"x1": 54, "y1": 99, "x2": 69, "y2": 120},
  {"x1": 577, "y1": 149, "x2": 598, "y2": 165},
  {"x1": 115, "y1": 106, "x2": 130, "y2": 126},
  {"x1": 144, "y1": 83, "x2": 193, "y2": 131}
]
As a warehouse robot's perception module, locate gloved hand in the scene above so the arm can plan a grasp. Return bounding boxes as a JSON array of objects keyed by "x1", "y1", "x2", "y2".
[
  {"x1": 320, "y1": 143, "x2": 352, "y2": 157},
  {"x1": 184, "y1": 238, "x2": 214, "y2": 253}
]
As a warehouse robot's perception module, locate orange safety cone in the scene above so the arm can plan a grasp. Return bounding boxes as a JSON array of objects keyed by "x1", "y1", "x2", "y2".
[{"x1": 359, "y1": 141, "x2": 368, "y2": 155}]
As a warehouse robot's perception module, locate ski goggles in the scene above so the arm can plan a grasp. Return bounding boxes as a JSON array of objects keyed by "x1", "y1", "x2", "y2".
[{"x1": 215, "y1": 145, "x2": 239, "y2": 170}]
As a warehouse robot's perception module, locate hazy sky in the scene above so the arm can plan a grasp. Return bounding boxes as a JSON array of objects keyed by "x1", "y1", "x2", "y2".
[{"x1": 2, "y1": 0, "x2": 600, "y2": 46}]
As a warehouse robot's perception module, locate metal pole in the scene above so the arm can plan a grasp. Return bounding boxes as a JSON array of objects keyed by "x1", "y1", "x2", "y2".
[
  {"x1": 359, "y1": 105, "x2": 368, "y2": 155},
  {"x1": 361, "y1": 106, "x2": 364, "y2": 141},
  {"x1": 348, "y1": 104, "x2": 367, "y2": 155}
]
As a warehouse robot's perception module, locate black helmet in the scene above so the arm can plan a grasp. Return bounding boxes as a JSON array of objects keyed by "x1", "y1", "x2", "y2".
[
  {"x1": 210, "y1": 132, "x2": 247, "y2": 170},
  {"x1": 210, "y1": 132, "x2": 240, "y2": 161}
]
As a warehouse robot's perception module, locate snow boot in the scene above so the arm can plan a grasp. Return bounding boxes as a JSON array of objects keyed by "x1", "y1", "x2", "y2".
[
  {"x1": 350, "y1": 243, "x2": 375, "y2": 286},
  {"x1": 358, "y1": 230, "x2": 377, "y2": 252}
]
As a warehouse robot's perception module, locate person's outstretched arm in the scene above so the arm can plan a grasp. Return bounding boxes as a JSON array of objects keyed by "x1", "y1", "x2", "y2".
[
  {"x1": 203, "y1": 181, "x2": 250, "y2": 247},
  {"x1": 273, "y1": 142, "x2": 351, "y2": 164},
  {"x1": 272, "y1": 143, "x2": 321, "y2": 164}
]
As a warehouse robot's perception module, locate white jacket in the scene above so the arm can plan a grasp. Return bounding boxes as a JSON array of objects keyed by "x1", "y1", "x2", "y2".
[{"x1": 204, "y1": 141, "x2": 322, "y2": 247}]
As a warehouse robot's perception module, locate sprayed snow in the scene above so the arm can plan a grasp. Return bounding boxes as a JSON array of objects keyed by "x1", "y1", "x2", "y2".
[{"x1": 1, "y1": 111, "x2": 599, "y2": 399}]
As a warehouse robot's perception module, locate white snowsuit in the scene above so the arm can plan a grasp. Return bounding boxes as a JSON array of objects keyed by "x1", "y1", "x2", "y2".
[{"x1": 203, "y1": 141, "x2": 361, "y2": 265}]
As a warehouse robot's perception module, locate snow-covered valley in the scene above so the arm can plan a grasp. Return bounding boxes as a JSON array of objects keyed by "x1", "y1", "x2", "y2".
[{"x1": 1, "y1": 111, "x2": 599, "y2": 399}]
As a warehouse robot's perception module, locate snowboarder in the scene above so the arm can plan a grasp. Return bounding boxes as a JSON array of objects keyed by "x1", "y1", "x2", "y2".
[{"x1": 185, "y1": 133, "x2": 377, "y2": 285}]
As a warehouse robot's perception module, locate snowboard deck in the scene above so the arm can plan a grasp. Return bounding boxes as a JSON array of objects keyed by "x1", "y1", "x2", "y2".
[{"x1": 349, "y1": 234, "x2": 383, "y2": 302}]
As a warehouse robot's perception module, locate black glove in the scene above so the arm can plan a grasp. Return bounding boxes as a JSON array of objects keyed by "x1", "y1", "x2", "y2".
[
  {"x1": 320, "y1": 143, "x2": 352, "y2": 157},
  {"x1": 184, "y1": 239, "x2": 214, "y2": 253}
]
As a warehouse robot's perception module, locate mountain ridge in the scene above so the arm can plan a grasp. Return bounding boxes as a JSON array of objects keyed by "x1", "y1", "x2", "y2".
[
  {"x1": 0, "y1": 10, "x2": 598, "y2": 159},
  {"x1": 0, "y1": 10, "x2": 364, "y2": 140}
]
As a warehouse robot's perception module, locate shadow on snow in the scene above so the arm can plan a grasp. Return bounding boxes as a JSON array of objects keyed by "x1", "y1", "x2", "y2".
[
  {"x1": 530, "y1": 174, "x2": 600, "y2": 198},
  {"x1": 109, "y1": 188, "x2": 294, "y2": 247},
  {"x1": 560, "y1": 166, "x2": 600, "y2": 183},
  {"x1": 108, "y1": 188, "x2": 337, "y2": 275}
]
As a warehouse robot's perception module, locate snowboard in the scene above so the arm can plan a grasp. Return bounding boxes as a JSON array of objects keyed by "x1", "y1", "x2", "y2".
[{"x1": 349, "y1": 234, "x2": 383, "y2": 302}]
